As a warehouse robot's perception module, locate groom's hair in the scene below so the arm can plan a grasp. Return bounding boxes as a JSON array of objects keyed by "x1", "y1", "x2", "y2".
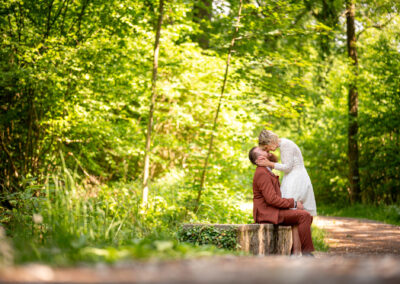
[{"x1": 249, "y1": 147, "x2": 260, "y2": 165}]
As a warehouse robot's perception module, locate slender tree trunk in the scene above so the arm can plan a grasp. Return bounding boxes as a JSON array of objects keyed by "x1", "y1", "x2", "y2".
[
  {"x1": 194, "y1": 0, "x2": 243, "y2": 212},
  {"x1": 346, "y1": 0, "x2": 361, "y2": 203},
  {"x1": 142, "y1": 0, "x2": 165, "y2": 207}
]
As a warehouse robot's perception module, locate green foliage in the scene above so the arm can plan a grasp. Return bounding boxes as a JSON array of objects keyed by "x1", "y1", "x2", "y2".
[
  {"x1": 0, "y1": 0, "x2": 399, "y2": 264},
  {"x1": 3, "y1": 0, "x2": 399, "y2": 206},
  {"x1": 357, "y1": 33, "x2": 400, "y2": 204},
  {"x1": 318, "y1": 203, "x2": 400, "y2": 226},
  {"x1": 77, "y1": 240, "x2": 227, "y2": 264},
  {"x1": 0, "y1": 159, "x2": 249, "y2": 264},
  {"x1": 178, "y1": 225, "x2": 239, "y2": 250}
]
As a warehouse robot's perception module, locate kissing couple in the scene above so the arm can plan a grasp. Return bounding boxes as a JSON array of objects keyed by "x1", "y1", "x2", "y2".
[{"x1": 249, "y1": 130, "x2": 317, "y2": 256}]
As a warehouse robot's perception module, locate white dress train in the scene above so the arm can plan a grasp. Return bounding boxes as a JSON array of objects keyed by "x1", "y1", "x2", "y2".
[{"x1": 274, "y1": 138, "x2": 317, "y2": 216}]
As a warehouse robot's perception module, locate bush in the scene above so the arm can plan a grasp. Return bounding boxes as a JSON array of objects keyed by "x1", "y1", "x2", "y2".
[{"x1": 178, "y1": 225, "x2": 239, "y2": 250}]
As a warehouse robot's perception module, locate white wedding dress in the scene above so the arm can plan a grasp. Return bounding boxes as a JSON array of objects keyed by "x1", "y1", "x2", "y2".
[{"x1": 274, "y1": 138, "x2": 317, "y2": 216}]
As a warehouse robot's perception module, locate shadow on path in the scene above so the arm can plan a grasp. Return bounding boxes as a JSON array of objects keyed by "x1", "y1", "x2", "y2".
[{"x1": 314, "y1": 216, "x2": 400, "y2": 256}]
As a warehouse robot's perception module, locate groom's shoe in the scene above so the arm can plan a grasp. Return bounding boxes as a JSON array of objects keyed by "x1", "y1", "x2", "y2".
[{"x1": 302, "y1": 252, "x2": 315, "y2": 257}]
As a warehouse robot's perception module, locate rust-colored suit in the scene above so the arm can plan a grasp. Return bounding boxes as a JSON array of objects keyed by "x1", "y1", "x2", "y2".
[{"x1": 253, "y1": 166, "x2": 314, "y2": 253}]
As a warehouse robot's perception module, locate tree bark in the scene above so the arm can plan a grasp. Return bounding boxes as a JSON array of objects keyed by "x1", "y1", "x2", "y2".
[
  {"x1": 182, "y1": 224, "x2": 293, "y2": 255},
  {"x1": 192, "y1": 0, "x2": 212, "y2": 49},
  {"x1": 142, "y1": 0, "x2": 165, "y2": 207},
  {"x1": 194, "y1": 0, "x2": 243, "y2": 212},
  {"x1": 346, "y1": 0, "x2": 361, "y2": 203}
]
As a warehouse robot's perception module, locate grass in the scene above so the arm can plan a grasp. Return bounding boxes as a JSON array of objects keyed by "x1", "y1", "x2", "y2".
[
  {"x1": 318, "y1": 203, "x2": 400, "y2": 226},
  {"x1": 311, "y1": 225, "x2": 329, "y2": 252},
  {"x1": 1, "y1": 162, "x2": 253, "y2": 266},
  {"x1": 15, "y1": 161, "x2": 400, "y2": 264}
]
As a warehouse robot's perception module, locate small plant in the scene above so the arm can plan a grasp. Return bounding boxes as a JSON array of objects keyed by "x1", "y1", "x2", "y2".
[
  {"x1": 311, "y1": 225, "x2": 329, "y2": 252},
  {"x1": 178, "y1": 225, "x2": 238, "y2": 250}
]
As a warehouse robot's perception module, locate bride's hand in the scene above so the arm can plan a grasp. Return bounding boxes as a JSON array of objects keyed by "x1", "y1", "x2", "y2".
[
  {"x1": 256, "y1": 156, "x2": 272, "y2": 167},
  {"x1": 296, "y1": 201, "x2": 304, "y2": 210}
]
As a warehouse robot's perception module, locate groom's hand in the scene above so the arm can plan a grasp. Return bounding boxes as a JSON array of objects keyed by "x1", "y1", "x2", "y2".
[{"x1": 296, "y1": 201, "x2": 304, "y2": 210}]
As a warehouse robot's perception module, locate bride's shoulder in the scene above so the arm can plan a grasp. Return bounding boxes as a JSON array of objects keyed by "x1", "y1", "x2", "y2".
[
  {"x1": 281, "y1": 138, "x2": 296, "y2": 147},
  {"x1": 281, "y1": 138, "x2": 292, "y2": 144}
]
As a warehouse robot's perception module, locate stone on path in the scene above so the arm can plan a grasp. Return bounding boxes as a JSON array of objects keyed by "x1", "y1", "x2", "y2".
[{"x1": 183, "y1": 223, "x2": 292, "y2": 255}]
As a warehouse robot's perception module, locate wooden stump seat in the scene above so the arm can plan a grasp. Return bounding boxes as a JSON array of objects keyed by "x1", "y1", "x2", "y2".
[{"x1": 182, "y1": 224, "x2": 292, "y2": 255}]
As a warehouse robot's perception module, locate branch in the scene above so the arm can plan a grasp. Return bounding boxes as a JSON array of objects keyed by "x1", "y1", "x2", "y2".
[
  {"x1": 66, "y1": 0, "x2": 89, "y2": 42},
  {"x1": 76, "y1": 0, "x2": 89, "y2": 41},
  {"x1": 60, "y1": 0, "x2": 72, "y2": 36},
  {"x1": 44, "y1": 0, "x2": 55, "y2": 39},
  {"x1": 6, "y1": 13, "x2": 15, "y2": 40},
  {"x1": 50, "y1": 0, "x2": 68, "y2": 31},
  {"x1": 357, "y1": 15, "x2": 394, "y2": 39},
  {"x1": 0, "y1": 132, "x2": 19, "y2": 178},
  {"x1": 10, "y1": 4, "x2": 21, "y2": 42},
  {"x1": 195, "y1": 0, "x2": 244, "y2": 212}
]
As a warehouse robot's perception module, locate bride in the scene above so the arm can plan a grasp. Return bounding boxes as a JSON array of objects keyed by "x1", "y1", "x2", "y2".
[{"x1": 256, "y1": 130, "x2": 317, "y2": 216}]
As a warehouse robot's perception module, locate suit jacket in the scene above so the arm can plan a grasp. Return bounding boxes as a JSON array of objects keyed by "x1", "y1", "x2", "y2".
[{"x1": 253, "y1": 167, "x2": 295, "y2": 224}]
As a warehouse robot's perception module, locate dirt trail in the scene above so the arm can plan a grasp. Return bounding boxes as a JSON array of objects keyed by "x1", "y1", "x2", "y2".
[
  {"x1": 314, "y1": 216, "x2": 400, "y2": 256},
  {"x1": 1, "y1": 217, "x2": 400, "y2": 283}
]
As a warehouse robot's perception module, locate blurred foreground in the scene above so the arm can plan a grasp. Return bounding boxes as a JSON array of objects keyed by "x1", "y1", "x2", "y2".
[
  {"x1": 1, "y1": 216, "x2": 400, "y2": 283},
  {"x1": 1, "y1": 255, "x2": 400, "y2": 284}
]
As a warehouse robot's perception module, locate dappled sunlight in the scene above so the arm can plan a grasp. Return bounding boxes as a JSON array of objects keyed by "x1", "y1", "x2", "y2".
[
  {"x1": 238, "y1": 201, "x2": 253, "y2": 213},
  {"x1": 314, "y1": 217, "x2": 400, "y2": 255}
]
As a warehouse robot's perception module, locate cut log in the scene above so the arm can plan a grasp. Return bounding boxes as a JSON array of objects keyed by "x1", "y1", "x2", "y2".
[
  {"x1": 182, "y1": 224, "x2": 292, "y2": 255},
  {"x1": 0, "y1": 226, "x2": 13, "y2": 266}
]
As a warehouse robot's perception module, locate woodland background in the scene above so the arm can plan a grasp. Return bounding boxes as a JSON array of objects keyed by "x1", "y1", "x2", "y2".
[{"x1": 0, "y1": 0, "x2": 399, "y2": 264}]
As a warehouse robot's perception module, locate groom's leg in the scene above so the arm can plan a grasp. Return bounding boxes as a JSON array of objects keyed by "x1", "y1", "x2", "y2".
[
  {"x1": 278, "y1": 209, "x2": 314, "y2": 253},
  {"x1": 291, "y1": 225, "x2": 302, "y2": 255}
]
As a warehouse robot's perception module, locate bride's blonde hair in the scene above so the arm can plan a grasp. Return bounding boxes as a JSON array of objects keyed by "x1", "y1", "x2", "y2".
[{"x1": 258, "y1": 130, "x2": 279, "y2": 146}]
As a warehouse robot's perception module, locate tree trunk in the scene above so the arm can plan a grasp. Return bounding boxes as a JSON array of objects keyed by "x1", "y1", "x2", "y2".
[
  {"x1": 192, "y1": 0, "x2": 212, "y2": 49},
  {"x1": 194, "y1": 0, "x2": 243, "y2": 212},
  {"x1": 142, "y1": 0, "x2": 165, "y2": 207},
  {"x1": 346, "y1": 0, "x2": 361, "y2": 203}
]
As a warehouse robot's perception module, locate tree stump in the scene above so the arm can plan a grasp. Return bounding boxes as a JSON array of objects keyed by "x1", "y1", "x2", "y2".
[{"x1": 182, "y1": 224, "x2": 292, "y2": 255}]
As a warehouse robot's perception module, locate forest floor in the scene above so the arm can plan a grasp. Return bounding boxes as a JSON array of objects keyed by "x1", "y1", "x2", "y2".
[
  {"x1": 313, "y1": 216, "x2": 400, "y2": 256},
  {"x1": 1, "y1": 216, "x2": 400, "y2": 283}
]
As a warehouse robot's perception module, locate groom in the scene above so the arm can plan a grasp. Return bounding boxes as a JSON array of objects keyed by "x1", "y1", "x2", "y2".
[{"x1": 249, "y1": 146, "x2": 315, "y2": 255}]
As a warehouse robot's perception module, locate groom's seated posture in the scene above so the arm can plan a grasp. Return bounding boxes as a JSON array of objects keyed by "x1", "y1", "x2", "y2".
[{"x1": 249, "y1": 147, "x2": 314, "y2": 255}]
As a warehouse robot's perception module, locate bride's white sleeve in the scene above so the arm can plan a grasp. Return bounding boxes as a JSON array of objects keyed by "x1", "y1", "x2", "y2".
[{"x1": 274, "y1": 145, "x2": 294, "y2": 174}]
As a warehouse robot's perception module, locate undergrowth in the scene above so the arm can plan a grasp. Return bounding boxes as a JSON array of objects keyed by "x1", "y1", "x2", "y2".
[{"x1": 318, "y1": 203, "x2": 400, "y2": 226}]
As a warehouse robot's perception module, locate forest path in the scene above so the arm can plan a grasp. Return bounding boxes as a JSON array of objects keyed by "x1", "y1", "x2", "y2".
[
  {"x1": 1, "y1": 217, "x2": 400, "y2": 283},
  {"x1": 313, "y1": 216, "x2": 400, "y2": 256}
]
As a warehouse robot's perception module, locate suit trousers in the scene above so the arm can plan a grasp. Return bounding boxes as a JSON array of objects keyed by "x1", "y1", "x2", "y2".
[{"x1": 278, "y1": 209, "x2": 314, "y2": 253}]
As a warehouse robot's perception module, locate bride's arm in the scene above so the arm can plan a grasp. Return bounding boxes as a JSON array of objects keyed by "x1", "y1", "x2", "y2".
[{"x1": 273, "y1": 145, "x2": 294, "y2": 174}]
